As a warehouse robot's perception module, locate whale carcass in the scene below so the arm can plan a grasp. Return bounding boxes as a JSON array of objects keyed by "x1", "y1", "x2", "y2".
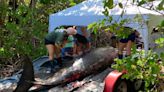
[{"x1": 25, "y1": 47, "x2": 118, "y2": 91}]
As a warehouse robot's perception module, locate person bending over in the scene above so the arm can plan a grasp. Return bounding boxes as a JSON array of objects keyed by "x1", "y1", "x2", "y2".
[
  {"x1": 73, "y1": 26, "x2": 91, "y2": 56},
  {"x1": 44, "y1": 27, "x2": 77, "y2": 69},
  {"x1": 61, "y1": 35, "x2": 75, "y2": 58}
]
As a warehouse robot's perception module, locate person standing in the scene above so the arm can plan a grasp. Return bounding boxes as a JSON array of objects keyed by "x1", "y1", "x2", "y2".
[{"x1": 118, "y1": 27, "x2": 140, "y2": 59}]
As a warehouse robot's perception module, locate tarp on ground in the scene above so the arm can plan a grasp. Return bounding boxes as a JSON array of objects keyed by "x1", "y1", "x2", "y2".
[{"x1": 48, "y1": 0, "x2": 164, "y2": 51}]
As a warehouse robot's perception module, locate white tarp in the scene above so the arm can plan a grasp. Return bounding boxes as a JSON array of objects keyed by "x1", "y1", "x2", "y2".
[{"x1": 48, "y1": 0, "x2": 163, "y2": 51}]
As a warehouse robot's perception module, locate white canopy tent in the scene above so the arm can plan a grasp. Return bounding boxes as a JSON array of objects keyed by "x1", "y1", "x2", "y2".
[{"x1": 49, "y1": 0, "x2": 163, "y2": 51}]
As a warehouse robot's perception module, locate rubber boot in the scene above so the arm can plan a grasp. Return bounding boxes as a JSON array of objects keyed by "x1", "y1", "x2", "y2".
[
  {"x1": 118, "y1": 54, "x2": 123, "y2": 59},
  {"x1": 49, "y1": 60, "x2": 55, "y2": 69},
  {"x1": 56, "y1": 57, "x2": 62, "y2": 67},
  {"x1": 47, "y1": 60, "x2": 56, "y2": 73}
]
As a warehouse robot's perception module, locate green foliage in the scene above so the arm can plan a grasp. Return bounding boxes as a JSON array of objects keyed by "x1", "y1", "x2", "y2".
[
  {"x1": 0, "y1": 0, "x2": 7, "y2": 22},
  {"x1": 2, "y1": 5, "x2": 48, "y2": 59},
  {"x1": 39, "y1": 0, "x2": 51, "y2": 4},
  {"x1": 159, "y1": 20, "x2": 164, "y2": 28},
  {"x1": 160, "y1": 53, "x2": 164, "y2": 65},
  {"x1": 137, "y1": 0, "x2": 147, "y2": 6},
  {"x1": 112, "y1": 49, "x2": 163, "y2": 91},
  {"x1": 0, "y1": 0, "x2": 85, "y2": 65},
  {"x1": 69, "y1": 0, "x2": 76, "y2": 6},
  {"x1": 118, "y1": 3, "x2": 123, "y2": 8},
  {"x1": 157, "y1": 0, "x2": 164, "y2": 10},
  {"x1": 103, "y1": 0, "x2": 114, "y2": 9},
  {"x1": 155, "y1": 37, "x2": 164, "y2": 47},
  {"x1": 0, "y1": 48, "x2": 4, "y2": 56},
  {"x1": 103, "y1": 0, "x2": 114, "y2": 16},
  {"x1": 88, "y1": 18, "x2": 132, "y2": 39}
]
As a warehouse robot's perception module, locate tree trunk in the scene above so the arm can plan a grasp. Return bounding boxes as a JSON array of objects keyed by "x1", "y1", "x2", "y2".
[
  {"x1": 29, "y1": 0, "x2": 36, "y2": 8},
  {"x1": 0, "y1": 0, "x2": 6, "y2": 26},
  {"x1": 19, "y1": 0, "x2": 26, "y2": 6},
  {"x1": 8, "y1": 0, "x2": 18, "y2": 23}
]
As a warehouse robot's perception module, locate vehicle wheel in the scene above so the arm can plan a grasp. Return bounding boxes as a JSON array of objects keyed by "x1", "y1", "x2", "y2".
[
  {"x1": 113, "y1": 78, "x2": 129, "y2": 92},
  {"x1": 133, "y1": 80, "x2": 144, "y2": 91}
]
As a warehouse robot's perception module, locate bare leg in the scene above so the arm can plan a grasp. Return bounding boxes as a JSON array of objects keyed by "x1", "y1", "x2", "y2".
[
  {"x1": 53, "y1": 44, "x2": 61, "y2": 58},
  {"x1": 118, "y1": 42, "x2": 126, "y2": 55},
  {"x1": 118, "y1": 42, "x2": 126, "y2": 59},
  {"x1": 77, "y1": 43, "x2": 83, "y2": 55},
  {"x1": 46, "y1": 44, "x2": 55, "y2": 60},
  {"x1": 85, "y1": 42, "x2": 91, "y2": 52},
  {"x1": 73, "y1": 44, "x2": 78, "y2": 56},
  {"x1": 46, "y1": 44, "x2": 62, "y2": 68},
  {"x1": 126, "y1": 40, "x2": 133, "y2": 56}
]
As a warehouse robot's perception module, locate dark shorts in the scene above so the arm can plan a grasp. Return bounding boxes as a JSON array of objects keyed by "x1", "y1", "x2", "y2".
[
  {"x1": 45, "y1": 38, "x2": 55, "y2": 45},
  {"x1": 120, "y1": 33, "x2": 136, "y2": 43},
  {"x1": 74, "y1": 34, "x2": 88, "y2": 44},
  {"x1": 120, "y1": 38, "x2": 129, "y2": 43}
]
